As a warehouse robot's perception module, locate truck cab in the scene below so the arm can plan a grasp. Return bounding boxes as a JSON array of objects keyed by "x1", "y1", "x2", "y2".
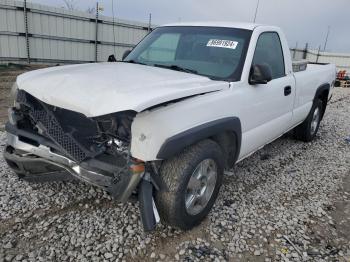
[{"x1": 4, "y1": 22, "x2": 336, "y2": 231}]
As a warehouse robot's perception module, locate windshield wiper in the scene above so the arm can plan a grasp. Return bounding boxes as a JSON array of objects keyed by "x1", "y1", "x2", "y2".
[
  {"x1": 153, "y1": 64, "x2": 198, "y2": 75},
  {"x1": 121, "y1": 60, "x2": 146, "y2": 65}
]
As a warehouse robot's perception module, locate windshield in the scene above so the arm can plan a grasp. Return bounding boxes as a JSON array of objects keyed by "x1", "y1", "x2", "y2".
[{"x1": 124, "y1": 26, "x2": 252, "y2": 81}]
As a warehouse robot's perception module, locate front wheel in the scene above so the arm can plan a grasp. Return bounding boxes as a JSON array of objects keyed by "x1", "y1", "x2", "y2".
[
  {"x1": 155, "y1": 139, "x2": 224, "y2": 230},
  {"x1": 294, "y1": 99, "x2": 323, "y2": 142}
]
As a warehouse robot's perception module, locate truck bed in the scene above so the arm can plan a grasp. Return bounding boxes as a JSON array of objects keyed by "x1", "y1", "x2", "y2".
[{"x1": 293, "y1": 62, "x2": 335, "y2": 110}]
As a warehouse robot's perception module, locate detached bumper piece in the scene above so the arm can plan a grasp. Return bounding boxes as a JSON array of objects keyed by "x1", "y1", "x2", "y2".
[
  {"x1": 139, "y1": 178, "x2": 161, "y2": 232},
  {"x1": 4, "y1": 131, "x2": 143, "y2": 202},
  {"x1": 4, "y1": 123, "x2": 143, "y2": 202}
]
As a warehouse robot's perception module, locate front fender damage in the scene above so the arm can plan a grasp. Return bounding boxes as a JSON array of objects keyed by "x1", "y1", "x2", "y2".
[{"x1": 5, "y1": 90, "x2": 172, "y2": 230}]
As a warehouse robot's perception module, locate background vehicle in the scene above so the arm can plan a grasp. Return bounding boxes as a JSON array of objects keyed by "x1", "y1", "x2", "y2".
[{"x1": 4, "y1": 22, "x2": 336, "y2": 231}]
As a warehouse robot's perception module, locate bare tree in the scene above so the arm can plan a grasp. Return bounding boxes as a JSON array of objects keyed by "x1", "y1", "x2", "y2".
[
  {"x1": 62, "y1": 0, "x2": 77, "y2": 10},
  {"x1": 86, "y1": 6, "x2": 96, "y2": 14},
  {"x1": 62, "y1": 0, "x2": 98, "y2": 15}
]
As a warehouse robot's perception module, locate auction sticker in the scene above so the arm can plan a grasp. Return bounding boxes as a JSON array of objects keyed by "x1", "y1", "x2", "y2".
[{"x1": 207, "y1": 39, "x2": 238, "y2": 49}]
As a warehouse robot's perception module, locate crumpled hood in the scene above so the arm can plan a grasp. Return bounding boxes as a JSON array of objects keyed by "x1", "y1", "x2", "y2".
[{"x1": 16, "y1": 62, "x2": 228, "y2": 117}]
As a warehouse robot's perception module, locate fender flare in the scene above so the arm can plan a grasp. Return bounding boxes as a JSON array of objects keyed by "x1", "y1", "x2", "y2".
[
  {"x1": 156, "y1": 117, "x2": 242, "y2": 163},
  {"x1": 314, "y1": 83, "x2": 330, "y2": 119},
  {"x1": 314, "y1": 83, "x2": 330, "y2": 101}
]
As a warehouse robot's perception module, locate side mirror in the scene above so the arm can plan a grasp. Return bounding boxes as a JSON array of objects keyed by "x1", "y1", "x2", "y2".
[
  {"x1": 249, "y1": 64, "x2": 272, "y2": 85},
  {"x1": 107, "y1": 54, "x2": 116, "y2": 62},
  {"x1": 122, "y1": 50, "x2": 132, "y2": 61}
]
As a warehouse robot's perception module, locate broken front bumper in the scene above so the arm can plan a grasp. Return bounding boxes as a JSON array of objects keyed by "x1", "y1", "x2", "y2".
[{"x1": 4, "y1": 127, "x2": 143, "y2": 202}]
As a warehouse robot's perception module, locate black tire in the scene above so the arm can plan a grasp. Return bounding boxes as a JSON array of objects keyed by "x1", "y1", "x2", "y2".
[
  {"x1": 294, "y1": 99, "x2": 323, "y2": 142},
  {"x1": 155, "y1": 139, "x2": 224, "y2": 230}
]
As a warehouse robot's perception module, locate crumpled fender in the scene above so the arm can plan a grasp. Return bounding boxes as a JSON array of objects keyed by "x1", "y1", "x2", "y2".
[{"x1": 129, "y1": 88, "x2": 241, "y2": 162}]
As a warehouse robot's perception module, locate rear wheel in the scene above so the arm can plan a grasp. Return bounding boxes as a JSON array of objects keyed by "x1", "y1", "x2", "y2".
[
  {"x1": 294, "y1": 99, "x2": 323, "y2": 142},
  {"x1": 155, "y1": 139, "x2": 224, "y2": 230}
]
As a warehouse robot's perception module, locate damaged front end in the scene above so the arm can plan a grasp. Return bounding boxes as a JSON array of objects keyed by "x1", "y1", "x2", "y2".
[{"x1": 4, "y1": 90, "x2": 145, "y2": 202}]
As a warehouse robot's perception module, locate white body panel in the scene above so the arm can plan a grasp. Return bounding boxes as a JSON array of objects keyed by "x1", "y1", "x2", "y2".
[
  {"x1": 163, "y1": 21, "x2": 261, "y2": 30},
  {"x1": 130, "y1": 25, "x2": 336, "y2": 161},
  {"x1": 14, "y1": 23, "x2": 336, "y2": 162},
  {"x1": 16, "y1": 62, "x2": 228, "y2": 117},
  {"x1": 292, "y1": 63, "x2": 335, "y2": 124}
]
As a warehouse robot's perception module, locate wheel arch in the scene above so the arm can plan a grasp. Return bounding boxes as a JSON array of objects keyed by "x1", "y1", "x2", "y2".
[
  {"x1": 314, "y1": 83, "x2": 330, "y2": 119},
  {"x1": 156, "y1": 117, "x2": 242, "y2": 168}
]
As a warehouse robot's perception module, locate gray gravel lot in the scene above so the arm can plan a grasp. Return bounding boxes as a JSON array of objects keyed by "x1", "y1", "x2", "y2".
[{"x1": 0, "y1": 87, "x2": 350, "y2": 262}]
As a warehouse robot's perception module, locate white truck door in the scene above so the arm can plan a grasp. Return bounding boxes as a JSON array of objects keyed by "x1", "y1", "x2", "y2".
[{"x1": 238, "y1": 31, "x2": 295, "y2": 159}]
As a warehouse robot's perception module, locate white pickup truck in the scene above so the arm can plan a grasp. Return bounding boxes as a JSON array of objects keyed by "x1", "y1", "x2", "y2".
[{"x1": 5, "y1": 22, "x2": 336, "y2": 231}]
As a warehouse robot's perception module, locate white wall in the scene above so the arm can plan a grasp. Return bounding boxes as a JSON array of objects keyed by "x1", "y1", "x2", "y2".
[
  {"x1": 290, "y1": 48, "x2": 350, "y2": 71},
  {"x1": 0, "y1": 0, "x2": 150, "y2": 64},
  {"x1": 1, "y1": 0, "x2": 350, "y2": 70}
]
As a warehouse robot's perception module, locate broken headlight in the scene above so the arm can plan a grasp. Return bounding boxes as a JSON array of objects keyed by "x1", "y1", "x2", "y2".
[
  {"x1": 8, "y1": 83, "x2": 21, "y2": 125},
  {"x1": 95, "y1": 111, "x2": 135, "y2": 142},
  {"x1": 93, "y1": 111, "x2": 136, "y2": 157},
  {"x1": 93, "y1": 111, "x2": 135, "y2": 152},
  {"x1": 10, "y1": 82, "x2": 19, "y2": 103}
]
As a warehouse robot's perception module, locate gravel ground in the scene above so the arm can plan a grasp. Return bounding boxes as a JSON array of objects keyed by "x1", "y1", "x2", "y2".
[{"x1": 0, "y1": 87, "x2": 350, "y2": 262}]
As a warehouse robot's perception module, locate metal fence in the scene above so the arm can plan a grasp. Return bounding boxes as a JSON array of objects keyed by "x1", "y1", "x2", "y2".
[
  {"x1": 2, "y1": 0, "x2": 350, "y2": 70},
  {"x1": 0, "y1": 0, "x2": 150, "y2": 64},
  {"x1": 290, "y1": 47, "x2": 350, "y2": 71}
]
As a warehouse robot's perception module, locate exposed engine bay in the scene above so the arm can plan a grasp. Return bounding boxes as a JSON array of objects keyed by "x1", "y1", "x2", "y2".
[
  {"x1": 13, "y1": 90, "x2": 135, "y2": 163},
  {"x1": 5, "y1": 90, "x2": 147, "y2": 202}
]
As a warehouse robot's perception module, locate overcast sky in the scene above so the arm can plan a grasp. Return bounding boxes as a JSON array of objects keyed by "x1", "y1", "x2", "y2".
[{"x1": 28, "y1": 0, "x2": 349, "y2": 53}]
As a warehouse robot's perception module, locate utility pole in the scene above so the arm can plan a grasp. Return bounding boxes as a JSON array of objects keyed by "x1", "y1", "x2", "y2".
[
  {"x1": 253, "y1": 0, "x2": 260, "y2": 23},
  {"x1": 323, "y1": 26, "x2": 330, "y2": 51},
  {"x1": 112, "y1": 0, "x2": 116, "y2": 55},
  {"x1": 316, "y1": 45, "x2": 321, "y2": 63},
  {"x1": 148, "y1": 13, "x2": 152, "y2": 32},
  {"x1": 24, "y1": 0, "x2": 30, "y2": 64},
  {"x1": 303, "y1": 43, "x2": 308, "y2": 60},
  {"x1": 293, "y1": 42, "x2": 298, "y2": 59},
  {"x1": 94, "y1": 2, "x2": 99, "y2": 62}
]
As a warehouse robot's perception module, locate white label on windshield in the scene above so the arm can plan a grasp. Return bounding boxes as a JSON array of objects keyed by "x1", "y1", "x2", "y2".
[{"x1": 207, "y1": 39, "x2": 238, "y2": 49}]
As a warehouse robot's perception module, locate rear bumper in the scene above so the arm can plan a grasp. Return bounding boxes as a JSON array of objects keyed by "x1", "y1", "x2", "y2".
[{"x1": 4, "y1": 128, "x2": 143, "y2": 202}]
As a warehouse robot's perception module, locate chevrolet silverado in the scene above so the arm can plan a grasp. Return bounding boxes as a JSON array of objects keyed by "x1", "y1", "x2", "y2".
[{"x1": 4, "y1": 22, "x2": 336, "y2": 231}]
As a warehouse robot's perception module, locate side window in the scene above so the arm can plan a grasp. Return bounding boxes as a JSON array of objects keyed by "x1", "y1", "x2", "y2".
[
  {"x1": 140, "y1": 33, "x2": 180, "y2": 62},
  {"x1": 252, "y1": 32, "x2": 285, "y2": 79}
]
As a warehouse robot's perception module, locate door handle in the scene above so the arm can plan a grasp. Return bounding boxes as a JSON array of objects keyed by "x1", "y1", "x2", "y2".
[{"x1": 284, "y1": 86, "x2": 292, "y2": 96}]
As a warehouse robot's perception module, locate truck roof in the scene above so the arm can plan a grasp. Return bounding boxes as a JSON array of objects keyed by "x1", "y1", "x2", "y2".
[{"x1": 161, "y1": 21, "x2": 263, "y2": 30}]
